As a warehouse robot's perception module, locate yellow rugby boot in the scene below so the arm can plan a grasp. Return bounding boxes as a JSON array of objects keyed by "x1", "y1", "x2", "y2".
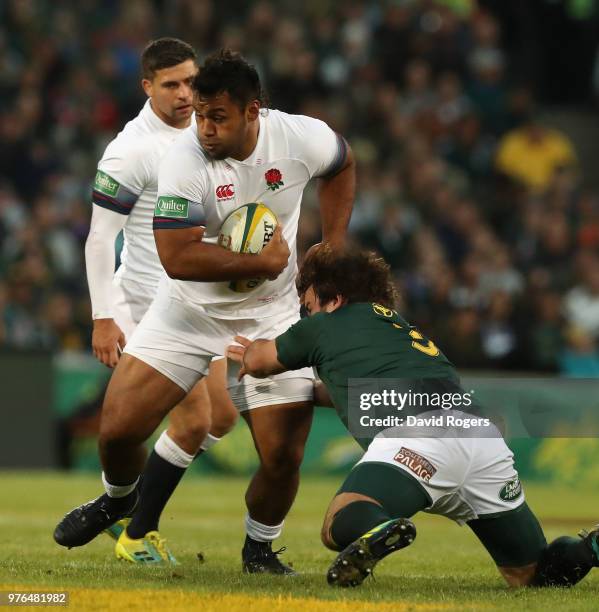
[
  {"x1": 104, "y1": 518, "x2": 129, "y2": 541},
  {"x1": 115, "y1": 529, "x2": 179, "y2": 565}
]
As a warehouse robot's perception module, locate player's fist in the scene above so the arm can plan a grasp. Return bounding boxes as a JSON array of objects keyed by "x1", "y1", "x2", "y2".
[
  {"x1": 304, "y1": 237, "x2": 345, "y2": 263},
  {"x1": 226, "y1": 335, "x2": 252, "y2": 380},
  {"x1": 304, "y1": 241, "x2": 326, "y2": 263},
  {"x1": 259, "y1": 225, "x2": 290, "y2": 280},
  {"x1": 92, "y1": 318, "x2": 126, "y2": 368}
]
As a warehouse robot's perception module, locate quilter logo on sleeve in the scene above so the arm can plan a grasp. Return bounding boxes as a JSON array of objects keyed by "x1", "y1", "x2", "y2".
[
  {"x1": 155, "y1": 196, "x2": 189, "y2": 218},
  {"x1": 216, "y1": 184, "x2": 235, "y2": 201}
]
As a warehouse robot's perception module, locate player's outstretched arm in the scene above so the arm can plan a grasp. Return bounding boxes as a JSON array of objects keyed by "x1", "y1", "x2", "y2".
[
  {"x1": 317, "y1": 141, "x2": 355, "y2": 248},
  {"x1": 154, "y1": 224, "x2": 290, "y2": 282},
  {"x1": 227, "y1": 335, "x2": 287, "y2": 379}
]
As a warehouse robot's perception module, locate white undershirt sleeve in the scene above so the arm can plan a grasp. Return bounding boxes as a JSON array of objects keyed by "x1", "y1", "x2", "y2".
[{"x1": 85, "y1": 204, "x2": 129, "y2": 319}]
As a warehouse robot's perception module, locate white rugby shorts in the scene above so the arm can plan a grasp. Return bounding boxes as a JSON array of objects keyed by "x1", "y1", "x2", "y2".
[
  {"x1": 112, "y1": 277, "x2": 157, "y2": 341},
  {"x1": 358, "y1": 412, "x2": 525, "y2": 523},
  {"x1": 124, "y1": 294, "x2": 314, "y2": 411}
]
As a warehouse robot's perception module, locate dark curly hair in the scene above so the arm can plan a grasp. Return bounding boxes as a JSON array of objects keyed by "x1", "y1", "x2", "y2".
[
  {"x1": 297, "y1": 245, "x2": 398, "y2": 309},
  {"x1": 192, "y1": 49, "x2": 268, "y2": 109}
]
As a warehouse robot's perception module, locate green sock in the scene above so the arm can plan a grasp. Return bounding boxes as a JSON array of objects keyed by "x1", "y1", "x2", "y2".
[{"x1": 330, "y1": 501, "x2": 391, "y2": 550}]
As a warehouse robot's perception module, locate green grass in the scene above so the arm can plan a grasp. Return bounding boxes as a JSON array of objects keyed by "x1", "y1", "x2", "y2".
[{"x1": 0, "y1": 471, "x2": 598, "y2": 610}]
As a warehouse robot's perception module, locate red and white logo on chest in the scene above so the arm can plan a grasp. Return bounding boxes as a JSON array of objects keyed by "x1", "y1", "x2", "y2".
[{"x1": 216, "y1": 184, "x2": 235, "y2": 201}]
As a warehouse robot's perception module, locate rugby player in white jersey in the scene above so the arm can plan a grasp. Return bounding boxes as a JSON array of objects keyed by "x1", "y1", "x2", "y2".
[
  {"x1": 54, "y1": 49, "x2": 355, "y2": 574},
  {"x1": 54, "y1": 39, "x2": 237, "y2": 564}
]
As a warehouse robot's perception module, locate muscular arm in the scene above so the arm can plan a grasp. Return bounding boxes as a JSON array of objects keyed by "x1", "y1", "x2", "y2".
[
  {"x1": 154, "y1": 224, "x2": 288, "y2": 282},
  {"x1": 317, "y1": 141, "x2": 355, "y2": 247}
]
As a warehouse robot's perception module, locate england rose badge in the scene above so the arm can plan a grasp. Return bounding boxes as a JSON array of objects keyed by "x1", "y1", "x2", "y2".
[{"x1": 265, "y1": 168, "x2": 284, "y2": 191}]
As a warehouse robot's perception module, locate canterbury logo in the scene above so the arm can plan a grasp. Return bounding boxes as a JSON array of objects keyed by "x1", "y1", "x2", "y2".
[{"x1": 216, "y1": 184, "x2": 235, "y2": 200}]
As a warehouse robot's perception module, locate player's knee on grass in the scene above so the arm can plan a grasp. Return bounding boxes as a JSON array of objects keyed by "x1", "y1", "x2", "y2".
[
  {"x1": 467, "y1": 502, "x2": 548, "y2": 587},
  {"x1": 321, "y1": 492, "x2": 382, "y2": 551},
  {"x1": 321, "y1": 462, "x2": 430, "y2": 551},
  {"x1": 499, "y1": 563, "x2": 538, "y2": 587}
]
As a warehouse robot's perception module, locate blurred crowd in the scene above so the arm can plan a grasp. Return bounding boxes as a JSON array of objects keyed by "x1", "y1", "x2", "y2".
[{"x1": 1, "y1": 0, "x2": 599, "y2": 374}]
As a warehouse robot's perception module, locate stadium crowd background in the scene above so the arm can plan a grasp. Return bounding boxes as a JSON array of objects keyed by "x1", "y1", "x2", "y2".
[{"x1": 2, "y1": 0, "x2": 599, "y2": 375}]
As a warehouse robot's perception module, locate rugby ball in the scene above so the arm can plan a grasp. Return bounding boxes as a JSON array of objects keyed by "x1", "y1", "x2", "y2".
[{"x1": 217, "y1": 203, "x2": 278, "y2": 292}]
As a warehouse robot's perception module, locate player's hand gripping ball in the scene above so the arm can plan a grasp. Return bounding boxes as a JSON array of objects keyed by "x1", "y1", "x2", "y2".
[{"x1": 218, "y1": 203, "x2": 278, "y2": 292}]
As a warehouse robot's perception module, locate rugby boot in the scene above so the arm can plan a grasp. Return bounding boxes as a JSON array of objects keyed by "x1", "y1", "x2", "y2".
[
  {"x1": 53, "y1": 491, "x2": 138, "y2": 548},
  {"x1": 104, "y1": 518, "x2": 130, "y2": 541},
  {"x1": 242, "y1": 538, "x2": 296, "y2": 575},
  {"x1": 115, "y1": 528, "x2": 178, "y2": 565},
  {"x1": 327, "y1": 517, "x2": 416, "y2": 587},
  {"x1": 578, "y1": 524, "x2": 599, "y2": 566}
]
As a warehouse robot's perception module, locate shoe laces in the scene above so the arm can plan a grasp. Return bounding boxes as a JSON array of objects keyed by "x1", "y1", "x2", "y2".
[
  {"x1": 91, "y1": 494, "x2": 132, "y2": 522},
  {"x1": 259, "y1": 545, "x2": 289, "y2": 564},
  {"x1": 80, "y1": 498, "x2": 110, "y2": 522},
  {"x1": 578, "y1": 523, "x2": 599, "y2": 539},
  {"x1": 247, "y1": 542, "x2": 286, "y2": 560}
]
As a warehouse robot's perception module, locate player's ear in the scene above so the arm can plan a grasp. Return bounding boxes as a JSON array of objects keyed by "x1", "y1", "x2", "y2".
[
  {"x1": 142, "y1": 78, "x2": 153, "y2": 98},
  {"x1": 334, "y1": 294, "x2": 347, "y2": 310},
  {"x1": 325, "y1": 295, "x2": 345, "y2": 313},
  {"x1": 246, "y1": 100, "x2": 260, "y2": 122}
]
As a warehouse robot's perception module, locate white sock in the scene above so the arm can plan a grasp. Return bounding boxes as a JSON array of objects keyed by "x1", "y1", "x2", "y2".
[
  {"x1": 245, "y1": 514, "x2": 284, "y2": 542},
  {"x1": 199, "y1": 433, "x2": 221, "y2": 452},
  {"x1": 154, "y1": 430, "x2": 195, "y2": 469},
  {"x1": 101, "y1": 472, "x2": 139, "y2": 498}
]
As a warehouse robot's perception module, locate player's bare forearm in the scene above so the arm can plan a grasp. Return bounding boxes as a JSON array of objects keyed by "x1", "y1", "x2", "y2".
[
  {"x1": 154, "y1": 225, "x2": 287, "y2": 282},
  {"x1": 242, "y1": 339, "x2": 287, "y2": 378},
  {"x1": 317, "y1": 145, "x2": 355, "y2": 247},
  {"x1": 159, "y1": 238, "x2": 268, "y2": 281}
]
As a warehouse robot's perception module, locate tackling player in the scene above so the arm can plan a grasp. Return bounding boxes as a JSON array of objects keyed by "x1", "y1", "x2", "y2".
[
  {"x1": 55, "y1": 49, "x2": 355, "y2": 573},
  {"x1": 230, "y1": 246, "x2": 599, "y2": 588},
  {"x1": 55, "y1": 38, "x2": 238, "y2": 564}
]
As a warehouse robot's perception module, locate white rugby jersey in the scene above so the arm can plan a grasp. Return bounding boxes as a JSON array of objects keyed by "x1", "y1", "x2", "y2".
[
  {"x1": 92, "y1": 99, "x2": 192, "y2": 287},
  {"x1": 154, "y1": 109, "x2": 348, "y2": 319}
]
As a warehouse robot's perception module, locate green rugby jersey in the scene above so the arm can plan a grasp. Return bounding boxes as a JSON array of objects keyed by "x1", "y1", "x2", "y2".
[{"x1": 275, "y1": 302, "x2": 463, "y2": 447}]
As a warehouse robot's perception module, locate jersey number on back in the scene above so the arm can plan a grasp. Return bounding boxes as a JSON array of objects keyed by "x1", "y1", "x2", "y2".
[
  {"x1": 406, "y1": 327, "x2": 440, "y2": 357},
  {"x1": 392, "y1": 323, "x2": 440, "y2": 357},
  {"x1": 373, "y1": 303, "x2": 440, "y2": 358}
]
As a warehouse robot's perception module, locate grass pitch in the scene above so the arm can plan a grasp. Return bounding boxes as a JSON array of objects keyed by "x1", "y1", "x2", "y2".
[{"x1": 0, "y1": 472, "x2": 598, "y2": 611}]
